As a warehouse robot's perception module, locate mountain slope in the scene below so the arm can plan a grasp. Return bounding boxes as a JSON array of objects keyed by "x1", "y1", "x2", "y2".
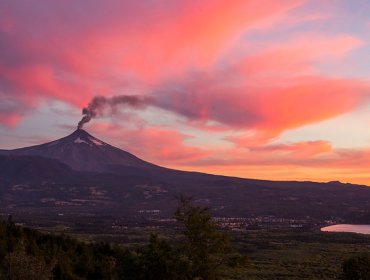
[
  {"x1": 0, "y1": 129, "x2": 369, "y2": 229},
  {"x1": 0, "y1": 155, "x2": 73, "y2": 182},
  {"x1": 0, "y1": 129, "x2": 159, "y2": 173}
]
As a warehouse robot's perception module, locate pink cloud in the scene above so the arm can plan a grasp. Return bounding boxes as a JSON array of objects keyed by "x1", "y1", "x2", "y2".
[
  {"x1": 0, "y1": 0, "x2": 304, "y2": 116},
  {"x1": 0, "y1": 113, "x2": 21, "y2": 128},
  {"x1": 155, "y1": 73, "x2": 369, "y2": 143},
  {"x1": 1, "y1": 0, "x2": 370, "y2": 185},
  {"x1": 88, "y1": 123, "x2": 208, "y2": 165},
  {"x1": 1, "y1": 0, "x2": 366, "y2": 139},
  {"x1": 149, "y1": 32, "x2": 367, "y2": 141},
  {"x1": 236, "y1": 35, "x2": 363, "y2": 83}
]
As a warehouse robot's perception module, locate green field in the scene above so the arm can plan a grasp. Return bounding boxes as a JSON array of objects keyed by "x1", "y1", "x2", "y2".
[
  {"x1": 2, "y1": 212, "x2": 370, "y2": 279},
  {"x1": 64, "y1": 227, "x2": 370, "y2": 279},
  {"x1": 230, "y1": 229, "x2": 370, "y2": 279}
]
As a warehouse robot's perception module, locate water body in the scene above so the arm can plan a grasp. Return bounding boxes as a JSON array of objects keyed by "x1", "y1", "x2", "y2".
[{"x1": 321, "y1": 224, "x2": 370, "y2": 234}]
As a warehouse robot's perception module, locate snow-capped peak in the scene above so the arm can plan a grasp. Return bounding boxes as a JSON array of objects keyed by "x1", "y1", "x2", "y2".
[
  {"x1": 89, "y1": 137, "x2": 105, "y2": 146},
  {"x1": 74, "y1": 137, "x2": 89, "y2": 145},
  {"x1": 73, "y1": 135, "x2": 106, "y2": 147}
]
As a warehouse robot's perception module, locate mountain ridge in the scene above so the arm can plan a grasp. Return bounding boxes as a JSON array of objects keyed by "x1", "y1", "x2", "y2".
[
  {"x1": 0, "y1": 129, "x2": 160, "y2": 173},
  {"x1": 1, "y1": 129, "x2": 367, "y2": 187},
  {"x1": 1, "y1": 129, "x2": 370, "y2": 228}
]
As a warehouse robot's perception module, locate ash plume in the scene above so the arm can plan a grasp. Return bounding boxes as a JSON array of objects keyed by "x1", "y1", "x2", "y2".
[{"x1": 77, "y1": 95, "x2": 152, "y2": 129}]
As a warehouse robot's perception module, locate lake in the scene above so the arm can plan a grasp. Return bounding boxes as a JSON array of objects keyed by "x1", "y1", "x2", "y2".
[{"x1": 321, "y1": 224, "x2": 370, "y2": 234}]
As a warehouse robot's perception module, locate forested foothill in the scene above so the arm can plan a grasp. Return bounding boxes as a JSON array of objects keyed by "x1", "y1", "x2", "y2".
[
  {"x1": 1, "y1": 198, "x2": 370, "y2": 279},
  {"x1": 0, "y1": 198, "x2": 247, "y2": 280}
]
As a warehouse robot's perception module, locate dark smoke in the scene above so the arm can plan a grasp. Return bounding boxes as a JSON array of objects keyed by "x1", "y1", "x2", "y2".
[{"x1": 77, "y1": 95, "x2": 152, "y2": 129}]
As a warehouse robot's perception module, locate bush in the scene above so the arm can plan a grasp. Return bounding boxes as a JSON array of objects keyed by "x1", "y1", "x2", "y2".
[{"x1": 343, "y1": 253, "x2": 370, "y2": 280}]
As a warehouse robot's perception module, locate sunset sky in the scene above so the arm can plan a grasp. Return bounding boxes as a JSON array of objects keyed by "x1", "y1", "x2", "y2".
[{"x1": 1, "y1": 0, "x2": 370, "y2": 185}]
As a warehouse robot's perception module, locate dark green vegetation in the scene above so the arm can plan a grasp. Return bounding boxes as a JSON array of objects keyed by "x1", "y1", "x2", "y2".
[
  {"x1": 232, "y1": 229, "x2": 370, "y2": 279},
  {"x1": 0, "y1": 212, "x2": 370, "y2": 280},
  {"x1": 342, "y1": 253, "x2": 370, "y2": 280},
  {"x1": 1, "y1": 214, "x2": 370, "y2": 279},
  {"x1": 81, "y1": 227, "x2": 370, "y2": 279},
  {"x1": 0, "y1": 199, "x2": 246, "y2": 280}
]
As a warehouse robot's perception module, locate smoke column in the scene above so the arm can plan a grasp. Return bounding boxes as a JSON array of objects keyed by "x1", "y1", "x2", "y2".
[{"x1": 77, "y1": 95, "x2": 152, "y2": 129}]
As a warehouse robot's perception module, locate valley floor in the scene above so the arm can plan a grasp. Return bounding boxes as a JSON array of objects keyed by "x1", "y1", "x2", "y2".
[
  {"x1": 2, "y1": 211, "x2": 369, "y2": 279},
  {"x1": 55, "y1": 227, "x2": 370, "y2": 279}
]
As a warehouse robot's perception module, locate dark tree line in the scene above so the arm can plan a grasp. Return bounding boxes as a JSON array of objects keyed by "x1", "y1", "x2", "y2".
[
  {"x1": 342, "y1": 253, "x2": 370, "y2": 280},
  {"x1": 0, "y1": 197, "x2": 246, "y2": 280},
  {"x1": 1, "y1": 198, "x2": 367, "y2": 279}
]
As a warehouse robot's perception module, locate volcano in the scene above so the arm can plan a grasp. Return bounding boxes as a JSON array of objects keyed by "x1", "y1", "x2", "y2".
[
  {"x1": 0, "y1": 129, "x2": 158, "y2": 173},
  {"x1": 1, "y1": 129, "x2": 370, "y2": 229}
]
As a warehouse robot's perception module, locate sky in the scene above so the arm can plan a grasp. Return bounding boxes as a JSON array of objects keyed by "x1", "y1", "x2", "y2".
[{"x1": 1, "y1": 0, "x2": 370, "y2": 185}]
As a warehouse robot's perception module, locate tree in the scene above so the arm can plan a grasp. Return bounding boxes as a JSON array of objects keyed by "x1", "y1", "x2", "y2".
[
  {"x1": 175, "y1": 196, "x2": 231, "y2": 280},
  {"x1": 125, "y1": 196, "x2": 236, "y2": 280},
  {"x1": 140, "y1": 234, "x2": 182, "y2": 280},
  {"x1": 4, "y1": 248, "x2": 53, "y2": 280},
  {"x1": 342, "y1": 253, "x2": 370, "y2": 280}
]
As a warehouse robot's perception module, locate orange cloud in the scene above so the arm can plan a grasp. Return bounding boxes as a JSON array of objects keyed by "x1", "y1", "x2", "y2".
[
  {"x1": 176, "y1": 141, "x2": 370, "y2": 185},
  {"x1": 250, "y1": 140, "x2": 333, "y2": 158},
  {"x1": 188, "y1": 140, "x2": 332, "y2": 167}
]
